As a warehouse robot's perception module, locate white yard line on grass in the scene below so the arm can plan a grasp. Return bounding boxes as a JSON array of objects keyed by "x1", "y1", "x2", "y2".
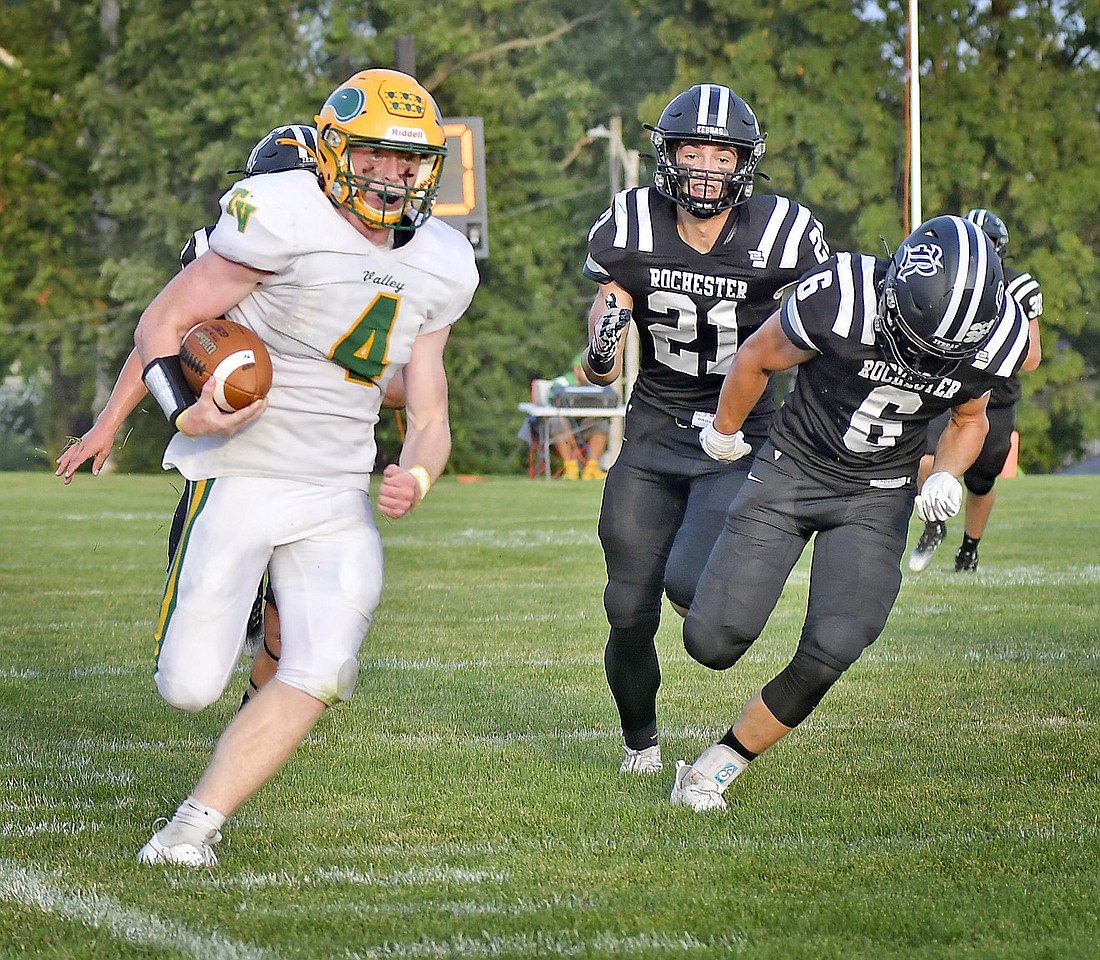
[
  {"x1": 0, "y1": 860, "x2": 282, "y2": 960},
  {"x1": 343, "y1": 930, "x2": 750, "y2": 958}
]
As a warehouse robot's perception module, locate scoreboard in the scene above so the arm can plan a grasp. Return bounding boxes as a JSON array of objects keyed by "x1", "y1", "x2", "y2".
[{"x1": 434, "y1": 116, "x2": 489, "y2": 259}]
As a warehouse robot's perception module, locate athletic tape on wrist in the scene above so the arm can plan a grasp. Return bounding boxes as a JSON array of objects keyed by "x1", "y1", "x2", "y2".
[
  {"x1": 410, "y1": 465, "x2": 432, "y2": 502},
  {"x1": 142, "y1": 356, "x2": 196, "y2": 424}
]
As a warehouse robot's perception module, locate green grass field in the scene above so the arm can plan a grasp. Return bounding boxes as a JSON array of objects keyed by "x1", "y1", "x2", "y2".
[{"x1": 1, "y1": 470, "x2": 1097, "y2": 959}]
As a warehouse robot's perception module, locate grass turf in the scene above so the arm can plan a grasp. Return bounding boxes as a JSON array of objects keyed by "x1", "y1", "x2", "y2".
[{"x1": 0, "y1": 470, "x2": 1097, "y2": 959}]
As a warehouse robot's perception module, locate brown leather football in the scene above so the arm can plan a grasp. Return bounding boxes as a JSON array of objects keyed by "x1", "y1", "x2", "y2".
[{"x1": 179, "y1": 320, "x2": 272, "y2": 412}]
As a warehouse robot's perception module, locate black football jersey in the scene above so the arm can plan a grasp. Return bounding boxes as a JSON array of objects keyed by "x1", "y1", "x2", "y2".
[
  {"x1": 583, "y1": 187, "x2": 830, "y2": 425},
  {"x1": 774, "y1": 252, "x2": 1031, "y2": 484},
  {"x1": 990, "y1": 264, "x2": 1043, "y2": 408},
  {"x1": 180, "y1": 225, "x2": 216, "y2": 269}
]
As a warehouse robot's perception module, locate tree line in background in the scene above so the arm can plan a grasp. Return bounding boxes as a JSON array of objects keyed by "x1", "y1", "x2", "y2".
[{"x1": 1, "y1": 0, "x2": 1097, "y2": 475}]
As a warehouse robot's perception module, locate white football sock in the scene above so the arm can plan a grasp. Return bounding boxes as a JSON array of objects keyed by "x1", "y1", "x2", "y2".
[
  {"x1": 155, "y1": 797, "x2": 227, "y2": 847},
  {"x1": 691, "y1": 742, "x2": 752, "y2": 794}
]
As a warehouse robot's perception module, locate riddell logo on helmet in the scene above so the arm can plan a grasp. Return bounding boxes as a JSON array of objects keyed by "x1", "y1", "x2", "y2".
[
  {"x1": 385, "y1": 126, "x2": 428, "y2": 143},
  {"x1": 896, "y1": 243, "x2": 944, "y2": 281}
]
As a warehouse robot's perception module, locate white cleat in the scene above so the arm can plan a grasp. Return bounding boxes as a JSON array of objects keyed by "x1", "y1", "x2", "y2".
[
  {"x1": 620, "y1": 744, "x2": 663, "y2": 774},
  {"x1": 137, "y1": 831, "x2": 220, "y2": 867},
  {"x1": 908, "y1": 520, "x2": 946, "y2": 572},
  {"x1": 670, "y1": 760, "x2": 727, "y2": 812}
]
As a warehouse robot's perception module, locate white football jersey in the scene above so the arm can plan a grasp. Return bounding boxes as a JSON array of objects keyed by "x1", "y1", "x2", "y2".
[{"x1": 164, "y1": 170, "x2": 478, "y2": 490}]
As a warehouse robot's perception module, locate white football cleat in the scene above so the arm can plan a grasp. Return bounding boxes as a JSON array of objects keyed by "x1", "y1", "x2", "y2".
[
  {"x1": 620, "y1": 744, "x2": 662, "y2": 774},
  {"x1": 908, "y1": 520, "x2": 946, "y2": 572},
  {"x1": 670, "y1": 760, "x2": 727, "y2": 812},
  {"x1": 137, "y1": 830, "x2": 220, "y2": 867}
]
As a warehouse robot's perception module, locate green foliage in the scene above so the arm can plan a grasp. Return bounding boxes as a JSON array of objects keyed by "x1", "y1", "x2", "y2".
[
  {"x1": 635, "y1": 0, "x2": 1100, "y2": 471},
  {"x1": 1, "y1": 0, "x2": 1096, "y2": 473},
  {"x1": 0, "y1": 1, "x2": 111, "y2": 450},
  {"x1": 2, "y1": 472, "x2": 1100, "y2": 957},
  {"x1": 900, "y1": 0, "x2": 1100, "y2": 471}
]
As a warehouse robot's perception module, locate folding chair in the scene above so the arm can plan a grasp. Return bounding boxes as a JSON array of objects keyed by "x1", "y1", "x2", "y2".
[{"x1": 520, "y1": 377, "x2": 619, "y2": 479}]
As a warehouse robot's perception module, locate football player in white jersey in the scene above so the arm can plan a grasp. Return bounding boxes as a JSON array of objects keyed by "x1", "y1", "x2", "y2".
[
  {"x1": 669, "y1": 216, "x2": 1030, "y2": 812},
  {"x1": 132, "y1": 69, "x2": 479, "y2": 866},
  {"x1": 56, "y1": 124, "x2": 324, "y2": 484},
  {"x1": 580, "y1": 83, "x2": 830, "y2": 776},
  {"x1": 55, "y1": 123, "x2": 406, "y2": 708}
]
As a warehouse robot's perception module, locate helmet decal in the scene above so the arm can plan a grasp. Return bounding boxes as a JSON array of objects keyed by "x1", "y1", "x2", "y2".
[
  {"x1": 325, "y1": 87, "x2": 367, "y2": 123},
  {"x1": 895, "y1": 243, "x2": 944, "y2": 282},
  {"x1": 382, "y1": 88, "x2": 428, "y2": 118},
  {"x1": 695, "y1": 83, "x2": 732, "y2": 134}
]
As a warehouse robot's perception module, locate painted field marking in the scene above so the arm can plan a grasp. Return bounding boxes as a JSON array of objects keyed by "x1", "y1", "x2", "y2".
[{"x1": 0, "y1": 860, "x2": 282, "y2": 960}]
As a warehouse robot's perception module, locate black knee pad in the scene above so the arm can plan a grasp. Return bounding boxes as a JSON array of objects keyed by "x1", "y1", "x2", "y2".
[
  {"x1": 963, "y1": 470, "x2": 996, "y2": 497},
  {"x1": 683, "y1": 611, "x2": 754, "y2": 671},
  {"x1": 760, "y1": 650, "x2": 844, "y2": 728}
]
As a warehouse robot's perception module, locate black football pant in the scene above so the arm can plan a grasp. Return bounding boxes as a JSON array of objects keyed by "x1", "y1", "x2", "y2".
[
  {"x1": 597, "y1": 399, "x2": 760, "y2": 736},
  {"x1": 684, "y1": 444, "x2": 912, "y2": 721}
]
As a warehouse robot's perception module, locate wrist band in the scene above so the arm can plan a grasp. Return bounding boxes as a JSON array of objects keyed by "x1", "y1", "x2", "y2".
[
  {"x1": 409, "y1": 465, "x2": 432, "y2": 502},
  {"x1": 142, "y1": 356, "x2": 196, "y2": 424},
  {"x1": 174, "y1": 408, "x2": 197, "y2": 439},
  {"x1": 586, "y1": 347, "x2": 615, "y2": 376}
]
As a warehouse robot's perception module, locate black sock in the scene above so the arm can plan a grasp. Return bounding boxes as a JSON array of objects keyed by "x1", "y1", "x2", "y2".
[
  {"x1": 623, "y1": 720, "x2": 659, "y2": 752},
  {"x1": 719, "y1": 729, "x2": 758, "y2": 761},
  {"x1": 961, "y1": 535, "x2": 980, "y2": 551}
]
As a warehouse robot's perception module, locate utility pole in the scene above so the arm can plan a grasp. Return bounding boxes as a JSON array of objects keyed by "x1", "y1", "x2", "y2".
[
  {"x1": 394, "y1": 35, "x2": 416, "y2": 76},
  {"x1": 586, "y1": 117, "x2": 641, "y2": 462}
]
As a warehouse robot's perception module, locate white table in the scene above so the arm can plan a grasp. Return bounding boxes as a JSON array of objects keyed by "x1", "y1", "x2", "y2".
[{"x1": 518, "y1": 402, "x2": 627, "y2": 480}]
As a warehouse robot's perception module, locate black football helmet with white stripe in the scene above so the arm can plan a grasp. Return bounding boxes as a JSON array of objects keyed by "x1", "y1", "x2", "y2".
[
  {"x1": 878, "y1": 215, "x2": 1006, "y2": 379},
  {"x1": 229, "y1": 124, "x2": 318, "y2": 176},
  {"x1": 646, "y1": 83, "x2": 767, "y2": 218},
  {"x1": 964, "y1": 208, "x2": 1009, "y2": 259}
]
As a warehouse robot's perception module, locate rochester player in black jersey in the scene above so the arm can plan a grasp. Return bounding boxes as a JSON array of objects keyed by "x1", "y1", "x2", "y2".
[
  {"x1": 670, "y1": 215, "x2": 1031, "y2": 811},
  {"x1": 908, "y1": 208, "x2": 1042, "y2": 572},
  {"x1": 580, "y1": 83, "x2": 830, "y2": 775}
]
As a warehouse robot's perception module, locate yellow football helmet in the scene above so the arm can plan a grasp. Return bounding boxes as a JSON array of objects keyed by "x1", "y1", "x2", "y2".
[{"x1": 315, "y1": 69, "x2": 447, "y2": 230}]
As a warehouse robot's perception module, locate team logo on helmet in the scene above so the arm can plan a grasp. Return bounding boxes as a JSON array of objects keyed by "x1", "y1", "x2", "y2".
[
  {"x1": 382, "y1": 88, "x2": 427, "y2": 117},
  {"x1": 896, "y1": 243, "x2": 944, "y2": 281},
  {"x1": 324, "y1": 87, "x2": 366, "y2": 122},
  {"x1": 958, "y1": 280, "x2": 1005, "y2": 345}
]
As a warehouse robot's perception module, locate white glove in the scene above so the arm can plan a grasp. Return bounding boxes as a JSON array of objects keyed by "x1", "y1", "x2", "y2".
[
  {"x1": 699, "y1": 422, "x2": 752, "y2": 463},
  {"x1": 915, "y1": 471, "x2": 963, "y2": 522}
]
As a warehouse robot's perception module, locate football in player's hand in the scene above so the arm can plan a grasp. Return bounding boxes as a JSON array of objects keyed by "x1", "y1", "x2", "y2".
[{"x1": 180, "y1": 320, "x2": 272, "y2": 413}]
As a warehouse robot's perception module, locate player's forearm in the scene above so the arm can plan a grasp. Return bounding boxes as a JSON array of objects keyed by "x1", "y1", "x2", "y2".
[
  {"x1": 581, "y1": 353, "x2": 620, "y2": 386},
  {"x1": 398, "y1": 418, "x2": 451, "y2": 482},
  {"x1": 932, "y1": 415, "x2": 988, "y2": 478},
  {"x1": 1022, "y1": 317, "x2": 1042, "y2": 371},
  {"x1": 97, "y1": 350, "x2": 149, "y2": 431},
  {"x1": 713, "y1": 365, "x2": 768, "y2": 434},
  {"x1": 135, "y1": 302, "x2": 188, "y2": 366}
]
